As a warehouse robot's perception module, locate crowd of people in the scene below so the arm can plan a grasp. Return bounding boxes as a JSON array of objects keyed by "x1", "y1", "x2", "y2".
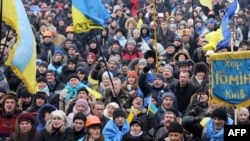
[{"x1": 0, "y1": 0, "x2": 250, "y2": 141}]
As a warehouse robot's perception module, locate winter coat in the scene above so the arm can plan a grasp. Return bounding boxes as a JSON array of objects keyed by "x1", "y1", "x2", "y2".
[
  {"x1": 122, "y1": 131, "x2": 154, "y2": 141},
  {"x1": 35, "y1": 127, "x2": 74, "y2": 141}
]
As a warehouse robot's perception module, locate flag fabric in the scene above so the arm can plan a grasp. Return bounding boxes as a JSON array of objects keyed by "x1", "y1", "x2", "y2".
[
  {"x1": 148, "y1": 96, "x2": 158, "y2": 114},
  {"x1": 82, "y1": 83, "x2": 102, "y2": 99},
  {"x1": 199, "y1": 0, "x2": 213, "y2": 10},
  {"x1": 3, "y1": 0, "x2": 37, "y2": 94},
  {"x1": 216, "y1": 0, "x2": 238, "y2": 50},
  {"x1": 127, "y1": 110, "x2": 135, "y2": 123},
  {"x1": 72, "y1": 0, "x2": 110, "y2": 33},
  {"x1": 203, "y1": 27, "x2": 223, "y2": 51},
  {"x1": 137, "y1": 18, "x2": 143, "y2": 29}
]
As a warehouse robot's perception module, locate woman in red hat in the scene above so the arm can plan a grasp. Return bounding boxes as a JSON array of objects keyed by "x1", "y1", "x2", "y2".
[{"x1": 9, "y1": 112, "x2": 37, "y2": 141}]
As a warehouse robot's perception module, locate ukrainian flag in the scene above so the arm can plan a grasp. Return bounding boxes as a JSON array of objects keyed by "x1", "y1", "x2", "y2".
[
  {"x1": 204, "y1": 0, "x2": 238, "y2": 51},
  {"x1": 148, "y1": 96, "x2": 158, "y2": 114},
  {"x1": 72, "y1": 0, "x2": 110, "y2": 33},
  {"x1": 199, "y1": 0, "x2": 213, "y2": 10},
  {"x1": 216, "y1": 0, "x2": 237, "y2": 50},
  {"x1": 3, "y1": 0, "x2": 37, "y2": 94}
]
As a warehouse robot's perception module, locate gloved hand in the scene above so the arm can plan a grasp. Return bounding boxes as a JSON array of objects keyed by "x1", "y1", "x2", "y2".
[
  {"x1": 143, "y1": 66, "x2": 150, "y2": 74},
  {"x1": 95, "y1": 63, "x2": 102, "y2": 70}
]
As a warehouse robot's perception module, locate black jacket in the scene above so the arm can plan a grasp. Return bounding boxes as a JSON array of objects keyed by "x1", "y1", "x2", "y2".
[{"x1": 35, "y1": 127, "x2": 74, "y2": 141}]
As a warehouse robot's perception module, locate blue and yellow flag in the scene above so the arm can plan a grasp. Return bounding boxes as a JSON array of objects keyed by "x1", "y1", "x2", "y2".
[
  {"x1": 199, "y1": 0, "x2": 213, "y2": 10},
  {"x1": 72, "y1": 0, "x2": 110, "y2": 33},
  {"x1": 216, "y1": 0, "x2": 237, "y2": 50},
  {"x1": 3, "y1": 0, "x2": 37, "y2": 94},
  {"x1": 148, "y1": 96, "x2": 158, "y2": 114}
]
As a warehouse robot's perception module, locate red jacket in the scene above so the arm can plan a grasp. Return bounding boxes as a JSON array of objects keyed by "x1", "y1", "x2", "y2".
[
  {"x1": 0, "y1": 111, "x2": 21, "y2": 139},
  {"x1": 122, "y1": 50, "x2": 142, "y2": 62}
]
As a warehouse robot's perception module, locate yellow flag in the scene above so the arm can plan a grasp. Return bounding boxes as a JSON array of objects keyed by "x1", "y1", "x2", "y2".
[
  {"x1": 200, "y1": 0, "x2": 213, "y2": 10},
  {"x1": 137, "y1": 18, "x2": 143, "y2": 29}
]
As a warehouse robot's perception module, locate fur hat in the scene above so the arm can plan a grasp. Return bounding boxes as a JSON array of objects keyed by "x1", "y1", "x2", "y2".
[
  {"x1": 144, "y1": 50, "x2": 156, "y2": 60},
  {"x1": 168, "y1": 122, "x2": 183, "y2": 133},
  {"x1": 113, "y1": 108, "x2": 126, "y2": 119},
  {"x1": 18, "y1": 112, "x2": 35, "y2": 124},
  {"x1": 1, "y1": 92, "x2": 18, "y2": 104},
  {"x1": 127, "y1": 71, "x2": 138, "y2": 79},
  {"x1": 193, "y1": 62, "x2": 208, "y2": 75},
  {"x1": 180, "y1": 29, "x2": 190, "y2": 37},
  {"x1": 211, "y1": 108, "x2": 228, "y2": 122}
]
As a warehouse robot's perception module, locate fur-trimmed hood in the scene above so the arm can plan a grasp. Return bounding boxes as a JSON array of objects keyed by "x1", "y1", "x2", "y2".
[
  {"x1": 173, "y1": 50, "x2": 191, "y2": 63},
  {"x1": 125, "y1": 17, "x2": 137, "y2": 29},
  {"x1": 37, "y1": 104, "x2": 57, "y2": 125}
]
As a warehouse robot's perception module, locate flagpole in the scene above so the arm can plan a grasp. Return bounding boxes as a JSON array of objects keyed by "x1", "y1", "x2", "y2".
[
  {"x1": 91, "y1": 29, "x2": 122, "y2": 108},
  {"x1": 0, "y1": 0, "x2": 2, "y2": 38},
  {"x1": 152, "y1": 0, "x2": 158, "y2": 73}
]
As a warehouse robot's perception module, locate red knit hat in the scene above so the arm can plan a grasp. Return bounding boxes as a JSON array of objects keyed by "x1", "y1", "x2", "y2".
[
  {"x1": 18, "y1": 112, "x2": 35, "y2": 124},
  {"x1": 127, "y1": 71, "x2": 138, "y2": 79},
  {"x1": 86, "y1": 52, "x2": 97, "y2": 62}
]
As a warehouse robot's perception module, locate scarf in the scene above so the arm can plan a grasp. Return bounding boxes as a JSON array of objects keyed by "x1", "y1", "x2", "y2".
[{"x1": 65, "y1": 82, "x2": 84, "y2": 101}]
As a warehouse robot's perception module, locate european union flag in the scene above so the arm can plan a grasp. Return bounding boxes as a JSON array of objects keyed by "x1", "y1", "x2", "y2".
[
  {"x1": 72, "y1": 0, "x2": 110, "y2": 33},
  {"x1": 3, "y1": 0, "x2": 37, "y2": 94}
]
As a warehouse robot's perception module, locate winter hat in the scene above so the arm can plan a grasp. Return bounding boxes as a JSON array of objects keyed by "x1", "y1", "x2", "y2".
[
  {"x1": 77, "y1": 87, "x2": 89, "y2": 95},
  {"x1": 18, "y1": 112, "x2": 35, "y2": 124},
  {"x1": 106, "y1": 102, "x2": 119, "y2": 109},
  {"x1": 2, "y1": 92, "x2": 18, "y2": 103},
  {"x1": 138, "y1": 58, "x2": 147, "y2": 65},
  {"x1": 154, "y1": 73, "x2": 166, "y2": 83},
  {"x1": 46, "y1": 70, "x2": 56, "y2": 76},
  {"x1": 127, "y1": 71, "x2": 138, "y2": 79},
  {"x1": 102, "y1": 71, "x2": 113, "y2": 79},
  {"x1": 76, "y1": 66, "x2": 86, "y2": 74},
  {"x1": 69, "y1": 44, "x2": 78, "y2": 52},
  {"x1": 168, "y1": 122, "x2": 183, "y2": 133},
  {"x1": 193, "y1": 62, "x2": 208, "y2": 75},
  {"x1": 144, "y1": 50, "x2": 156, "y2": 60},
  {"x1": 39, "y1": 61, "x2": 48, "y2": 68},
  {"x1": 177, "y1": 60, "x2": 190, "y2": 66},
  {"x1": 20, "y1": 88, "x2": 33, "y2": 98},
  {"x1": 130, "y1": 117, "x2": 143, "y2": 128},
  {"x1": 162, "y1": 92, "x2": 175, "y2": 101},
  {"x1": 163, "y1": 64, "x2": 173, "y2": 72},
  {"x1": 35, "y1": 91, "x2": 47, "y2": 101},
  {"x1": 211, "y1": 108, "x2": 228, "y2": 122},
  {"x1": 54, "y1": 50, "x2": 64, "y2": 56},
  {"x1": 68, "y1": 73, "x2": 80, "y2": 81},
  {"x1": 166, "y1": 107, "x2": 180, "y2": 117},
  {"x1": 75, "y1": 99, "x2": 89, "y2": 108},
  {"x1": 108, "y1": 56, "x2": 119, "y2": 65},
  {"x1": 113, "y1": 108, "x2": 126, "y2": 119},
  {"x1": 127, "y1": 39, "x2": 136, "y2": 46},
  {"x1": 51, "y1": 110, "x2": 67, "y2": 121},
  {"x1": 86, "y1": 52, "x2": 97, "y2": 62},
  {"x1": 73, "y1": 112, "x2": 87, "y2": 122}
]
